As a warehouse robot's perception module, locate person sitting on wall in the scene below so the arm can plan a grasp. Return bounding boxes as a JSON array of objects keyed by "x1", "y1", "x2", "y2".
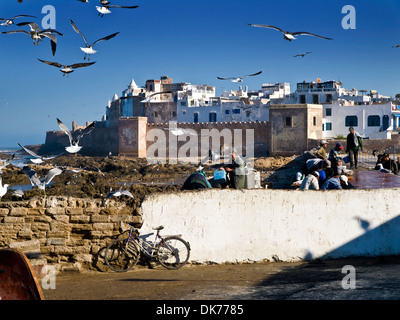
[
  {"x1": 316, "y1": 140, "x2": 328, "y2": 160},
  {"x1": 299, "y1": 171, "x2": 320, "y2": 190},
  {"x1": 219, "y1": 149, "x2": 245, "y2": 189},
  {"x1": 181, "y1": 169, "x2": 212, "y2": 190},
  {"x1": 320, "y1": 175, "x2": 354, "y2": 190},
  {"x1": 328, "y1": 142, "x2": 344, "y2": 175},
  {"x1": 375, "y1": 153, "x2": 398, "y2": 175}
]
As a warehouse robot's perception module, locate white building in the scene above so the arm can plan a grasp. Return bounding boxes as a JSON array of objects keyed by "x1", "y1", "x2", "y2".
[{"x1": 322, "y1": 101, "x2": 400, "y2": 139}]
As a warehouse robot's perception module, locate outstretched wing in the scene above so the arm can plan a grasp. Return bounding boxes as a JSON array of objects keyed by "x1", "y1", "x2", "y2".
[
  {"x1": 69, "y1": 19, "x2": 89, "y2": 46},
  {"x1": 56, "y1": 118, "x2": 73, "y2": 145},
  {"x1": 92, "y1": 32, "x2": 119, "y2": 47},
  {"x1": 44, "y1": 167, "x2": 63, "y2": 185},
  {"x1": 292, "y1": 31, "x2": 332, "y2": 40},
  {"x1": 247, "y1": 24, "x2": 285, "y2": 33},
  {"x1": 18, "y1": 143, "x2": 41, "y2": 159},
  {"x1": 17, "y1": 22, "x2": 40, "y2": 32},
  {"x1": 21, "y1": 166, "x2": 41, "y2": 186},
  {"x1": 40, "y1": 32, "x2": 58, "y2": 56},
  {"x1": 1, "y1": 29, "x2": 30, "y2": 35},
  {"x1": 38, "y1": 59, "x2": 63, "y2": 68},
  {"x1": 241, "y1": 70, "x2": 263, "y2": 78},
  {"x1": 107, "y1": 5, "x2": 139, "y2": 9},
  {"x1": 70, "y1": 61, "x2": 96, "y2": 69},
  {"x1": 75, "y1": 121, "x2": 95, "y2": 143},
  {"x1": 217, "y1": 76, "x2": 235, "y2": 80}
]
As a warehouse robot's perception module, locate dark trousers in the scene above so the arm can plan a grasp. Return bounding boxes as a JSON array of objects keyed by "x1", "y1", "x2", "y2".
[{"x1": 349, "y1": 148, "x2": 359, "y2": 169}]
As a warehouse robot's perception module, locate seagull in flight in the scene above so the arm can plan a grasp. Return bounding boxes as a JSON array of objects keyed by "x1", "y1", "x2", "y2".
[
  {"x1": 217, "y1": 70, "x2": 262, "y2": 83},
  {"x1": 69, "y1": 18, "x2": 119, "y2": 61},
  {"x1": 247, "y1": 24, "x2": 332, "y2": 41},
  {"x1": 2, "y1": 22, "x2": 63, "y2": 56},
  {"x1": 38, "y1": 59, "x2": 96, "y2": 76},
  {"x1": 57, "y1": 118, "x2": 95, "y2": 153},
  {"x1": 96, "y1": 1, "x2": 139, "y2": 17},
  {"x1": 0, "y1": 15, "x2": 37, "y2": 27},
  {"x1": 17, "y1": 143, "x2": 58, "y2": 164},
  {"x1": 141, "y1": 91, "x2": 172, "y2": 107},
  {"x1": 392, "y1": 44, "x2": 400, "y2": 48},
  {"x1": 21, "y1": 166, "x2": 63, "y2": 191},
  {"x1": 106, "y1": 189, "x2": 134, "y2": 199},
  {"x1": 294, "y1": 52, "x2": 312, "y2": 58}
]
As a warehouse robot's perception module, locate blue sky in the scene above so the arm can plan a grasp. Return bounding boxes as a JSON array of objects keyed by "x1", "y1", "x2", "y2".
[{"x1": 1, "y1": 0, "x2": 400, "y2": 147}]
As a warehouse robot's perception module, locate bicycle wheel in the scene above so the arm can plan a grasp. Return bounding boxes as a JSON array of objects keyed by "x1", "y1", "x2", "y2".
[
  {"x1": 105, "y1": 237, "x2": 140, "y2": 272},
  {"x1": 157, "y1": 236, "x2": 190, "y2": 270}
]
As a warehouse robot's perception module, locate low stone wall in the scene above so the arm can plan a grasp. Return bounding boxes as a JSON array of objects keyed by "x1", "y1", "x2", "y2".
[{"x1": 0, "y1": 196, "x2": 141, "y2": 275}]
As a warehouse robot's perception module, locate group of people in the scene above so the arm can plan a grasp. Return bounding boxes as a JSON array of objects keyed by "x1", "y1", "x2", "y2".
[{"x1": 374, "y1": 152, "x2": 399, "y2": 175}]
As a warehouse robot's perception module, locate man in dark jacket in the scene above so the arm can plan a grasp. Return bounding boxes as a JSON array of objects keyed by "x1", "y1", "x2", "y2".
[{"x1": 346, "y1": 127, "x2": 363, "y2": 169}]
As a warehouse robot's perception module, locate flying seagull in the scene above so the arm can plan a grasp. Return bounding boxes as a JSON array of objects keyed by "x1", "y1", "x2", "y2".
[
  {"x1": 0, "y1": 177, "x2": 9, "y2": 198},
  {"x1": 162, "y1": 127, "x2": 198, "y2": 136},
  {"x1": 141, "y1": 91, "x2": 172, "y2": 107},
  {"x1": 38, "y1": 59, "x2": 96, "y2": 76},
  {"x1": 392, "y1": 44, "x2": 400, "y2": 48},
  {"x1": 57, "y1": 118, "x2": 95, "y2": 153},
  {"x1": 0, "y1": 15, "x2": 37, "y2": 27},
  {"x1": 96, "y1": 1, "x2": 139, "y2": 17},
  {"x1": 217, "y1": 70, "x2": 262, "y2": 83},
  {"x1": 106, "y1": 189, "x2": 134, "y2": 199},
  {"x1": 2, "y1": 22, "x2": 63, "y2": 56},
  {"x1": 21, "y1": 166, "x2": 63, "y2": 190},
  {"x1": 69, "y1": 18, "x2": 119, "y2": 61},
  {"x1": 17, "y1": 143, "x2": 58, "y2": 164},
  {"x1": 294, "y1": 51, "x2": 312, "y2": 58},
  {"x1": 247, "y1": 24, "x2": 332, "y2": 41}
]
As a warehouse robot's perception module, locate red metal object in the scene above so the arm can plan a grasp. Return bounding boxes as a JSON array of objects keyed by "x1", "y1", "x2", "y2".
[{"x1": 0, "y1": 248, "x2": 44, "y2": 300}]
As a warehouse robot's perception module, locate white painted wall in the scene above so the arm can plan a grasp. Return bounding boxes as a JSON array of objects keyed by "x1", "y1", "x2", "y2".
[{"x1": 140, "y1": 189, "x2": 400, "y2": 263}]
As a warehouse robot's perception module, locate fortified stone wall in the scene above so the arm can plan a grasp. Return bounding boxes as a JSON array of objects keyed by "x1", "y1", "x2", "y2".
[{"x1": 0, "y1": 196, "x2": 141, "y2": 274}]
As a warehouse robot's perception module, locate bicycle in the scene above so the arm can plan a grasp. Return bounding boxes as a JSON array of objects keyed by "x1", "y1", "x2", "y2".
[{"x1": 104, "y1": 223, "x2": 191, "y2": 272}]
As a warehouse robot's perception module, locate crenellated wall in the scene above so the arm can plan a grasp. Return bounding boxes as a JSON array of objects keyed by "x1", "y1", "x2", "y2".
[{"x1": 0, "y1": 196, "x2": 141, "y2": 275}]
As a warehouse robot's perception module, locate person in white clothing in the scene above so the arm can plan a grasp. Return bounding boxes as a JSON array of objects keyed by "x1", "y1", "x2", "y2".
[{"x1": 300, "y1": 171, "x2": 320, "y2": 190}]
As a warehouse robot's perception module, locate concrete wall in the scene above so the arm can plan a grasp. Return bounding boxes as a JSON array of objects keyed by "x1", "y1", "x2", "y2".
[{"x1": 140, "y1": 189, "x2": 400, "y2": 263}]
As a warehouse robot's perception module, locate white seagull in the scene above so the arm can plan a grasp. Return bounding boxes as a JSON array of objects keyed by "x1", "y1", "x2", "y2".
[
  {"x1": 0, "y1": 153, "x2": 15, "y2": 173},
  {"x1": 0, "y1": 15, "x2": 37, "y2": 27},
  {"x1": 0, "y1": 177, "x2": 9, "y2": 198},
  {"x1": 69, "y1": 18, "x2": 119, "y2": 61},
  {"x1": 294, "y1": 51, "x2": 312, "y2": 58},
  {"x1": 162, "y1": 127, "x2": 198, "y2": 136},
  {"x1": 21, "y1": 166, "x2": 63, "y2": 190},
  {"x1": 247, "y1": 24, "x2": 333, "y2": 42},
  {"x1": 217, "y1": 70, "x2": 262, "y2": 83},
  {"x1": 38, "y1": 59, "x2": 96, "y2": 76},
  {"x1": 17, "y1": 143, "x2": 58, "y2": 164},
  {"x1": 141, "y1": 91, "x2": 172, "y2": 108},
  {"x1": 106, "y1": 189, "x2": 134, "y2": 199},
  {"x1": 96, "y1": 1, "x2": 139, "y2": 17},
  {"x1": 57, "y1": 118, "x2": 95, "y2": 153},
  {"x1": 2, "y1": 22, "x2": 63, "y2": 56}
]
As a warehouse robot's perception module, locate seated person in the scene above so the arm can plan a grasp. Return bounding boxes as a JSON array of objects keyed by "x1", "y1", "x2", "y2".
[
  {"x1": 299, "y1": 171, "x2": 320, "y2": 190},
  {"x1": 328, "y1": 142, "x2": 344, "y2": 175},
  {"x1": 321, "y1": 175, "x2": 354, "y2": 190},
  {"x1": 181, "y1": 170, "x2": 212, "y2": 190},
  {"x1": 316, "y1": 140, "x2": 328, "y2": 160},
  {"x1": 377, "y1": 153, "x2": 399, "y2": 175}
]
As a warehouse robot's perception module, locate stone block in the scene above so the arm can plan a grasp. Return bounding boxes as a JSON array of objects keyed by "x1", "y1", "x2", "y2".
[
  {"x1": 91, "y1": 215, "x2": 110, "y2": 223},
  {"x1": 93, "y1": 223, "x2": 115, "y2": 231},
  {"x1": 3, "y1": 216, "x2": 25, "y2": 223},
  {"x1": 31, "y1": 222, "x2": 51, "y2": 232},
  {"x1": 46, "y1": 207, "x2": 66, "y2": 215},
  {"x1": 53, "y1": 215, "x2": 70, "y2": 223},
  {"x1": 46, "y1": 238, "x2": 66, "y2": 246},
  {"x1": 69, "y1": 215, "x2": 90, "y2": 223},
  {"x1": 66, "y1": 207, "x2": 84, "y2": 215},
  {"x1": 18, "y1": 228, "x2": 33, "y2": 239},
  {"x1": 0, "y1": 208, "x2": 9, "y2": 216},
  {"x1": 28, "y1": 208, "x2": 45, "y2": 215}
]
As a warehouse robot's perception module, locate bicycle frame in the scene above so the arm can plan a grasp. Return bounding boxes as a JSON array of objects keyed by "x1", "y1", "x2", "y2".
[{"x1": 125, "y1": 227, "x2": 162, "y2": 259}]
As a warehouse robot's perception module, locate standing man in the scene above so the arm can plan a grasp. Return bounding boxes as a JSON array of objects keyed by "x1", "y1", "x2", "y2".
[{"x1": 346, "y1": 127, "x2": 363, "y2": 169}]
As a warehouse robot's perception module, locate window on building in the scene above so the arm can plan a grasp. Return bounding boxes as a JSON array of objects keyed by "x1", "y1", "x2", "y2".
[
  {"x1": 182, "y1": 110, "x2": 186, "y2": 115},
  {"x1": 345, "y1": 115, "x2": 358, "y2": 127},
  {"x1": 181, "y1": 101, "x2": 187, "y2": 107},
  {"x1": 194, "y1": 113, "x2": 199, "y2": 123},
  {"x1": 209, "y1": 112, "x2": 217, "y2": 122},
  {"x1": 299, "y1": 95, "x2": 306, "y2": 104},
  {"x1": 233, "y1": 109, "x2": 240, "y2": 114},
  {"x1": 313, "y1": 116, "x2": 317, "y2": 126},
  {"x1": 326, "y1": 94, "x2": 333, "y2": 103},
  {"x1": 368, "y1": 115, "x2": 380, "y2": 127},
  {"x1": 312, "y1": 94, "x2": 319, "y2": 104},
  {"x1": 326, "y1": 108, "x2": 332, "y2": 116},
  {"x1": 171, "y1": 111, "x2": 176, "y2": 117},
  {"x1": 225, "y1": 110, "x2": 230, "y2": 114},
  {"x1": 154, "y1": 111, "x2": 158, "y2": 118},
  {"x1": 325, "y1": 122, "x2": 332, "y2": 131},
  {"x1": 383, "y1": 115, "x2": 389, "y2": 131},
  {"x1": 285, "y1": 116, "x2": 292, "y2": 127}
]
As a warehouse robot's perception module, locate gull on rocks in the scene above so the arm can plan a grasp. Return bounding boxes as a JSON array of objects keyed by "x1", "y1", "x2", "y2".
[
  {"x1": 0, "y1": 177, "x2": 9, "y2": 198},
  {"x1": 69, "y1": 18, "x2": 119, "y2": 61},
  {"x1": 57, "y1": 118, "x2": 95, "y2": 153}
]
